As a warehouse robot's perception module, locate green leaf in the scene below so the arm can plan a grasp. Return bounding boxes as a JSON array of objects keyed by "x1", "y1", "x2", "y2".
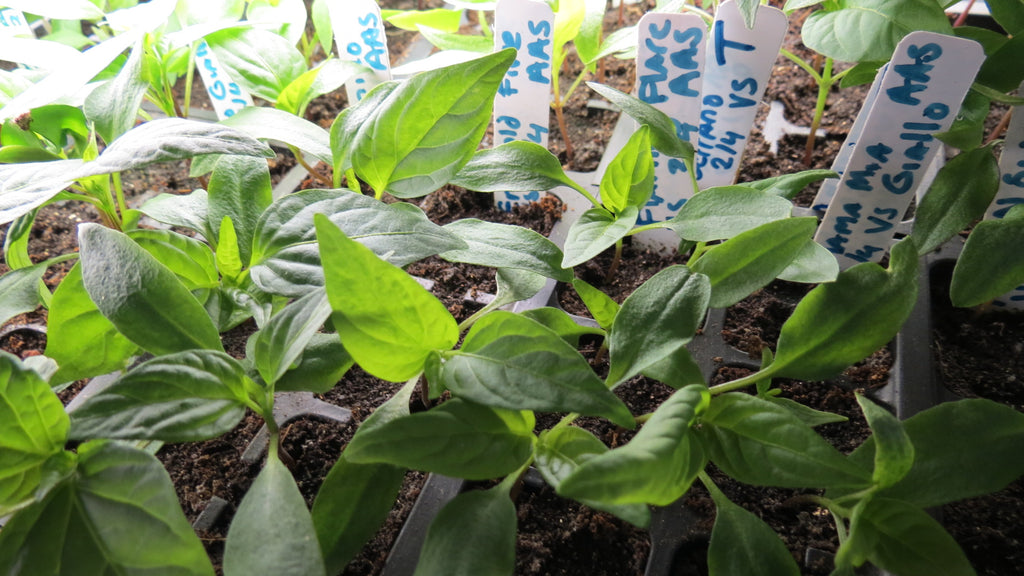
[
  {"x1": 128, "y1": 229, "x2": 219, "y2": 290},
  {"x1": 701, "y1": 393, "x2": 872, "y2": 489},
  {"x1": 935, "y1": 90, "x2": 990, "y2": 151},
  {"x1": 78, "y1": 224, "x2": 223, "y2": 355},
  {"x1": 274, "y1": 333, "x2": 353, "y2": 393},
  {"x1": 562, "y1": 206, "x2": 638, "y2": 268},
  {"x1": 250, "y1": 189, "x2": 464, "y2": 297},
  {"x1": 519, "y1": 307, "x2": 604, "y2": 347},
  {"x1": 600, "y1": 125, "x2": 654, "y2": 214},
  {"x1": 0, "y1": 441, "x2": 214, "y2": 576},
  {"x1": 246, "y1": 0, "x2": 309, "y2": 45},
  {"x1": 139, "y1": 189, "x2": 211, "y2": 237},
  {"x1": 769, "y1": 238, "x2": 918, "y2": 381},
  {"x1": 222, "y1": 106, "x2": 332, "y2": 164},
  {"x1": 352, "y1": 49, "x2": 515, "y2": 198},
  {"x1": 26, "y1": 105, "x2": 89, "y2": 153},
  {"x1": 572, "y1": 277, "x2": 620, "y2": 330},
  {"x1": 440, "y1": 219, "x2": 572, "y2": 282},
  {"x1": 987, "y1": 0, "x2": 1024, "y2": 35},
  {"x1": 776, "y1": 239, "x2": 840, "y2": 284},
  {"x1": 4, "y1": 209, "x2": 37, "y2": 270},
  {"x1": 491, "y1": 267, "x2": 548, "y2": 308},
  {"x1": 977, "y1": 34, "x2": 1024, "y2": 93},
  {"x1": 330, "y1": 81, "x2": 400, "y2": 173},
  {"x1": 836, "y1": 497, "x2": 974, "y2": 576},
  {"x1": 69, "y1": 350, "x2": 252, "y2": 443},
  {"x1": 277, "y1": 60, "x2": 356, "y2": 116},
  {"x1": 312, "y1": 456, "x2": 404, "y2": 575},
  {"x1": 208, "y1": 154, "x2": 273, "y2": 267},
  {"x1": 855, "y1": 394, "x2": 913, "y2": 489},
  {"x1": 587, "y1": 82, "x2": 694, "y2": 159},
  {"x1": 450, "y1": 140, "x2": 586, "y2": 196},
  {"x1": 44, "y1": 263, "x2": 137, "y2": 384},
  {"x1": 252, "y1": 288, "x2": 333, "y2": 387},
  {"x1": 0, "y1": 352, "x2": 68, "y2": 516},
  {"x1": 802, "y1": 0, "x2": 953, "y2": 63},
  {"x1": 705, "y1": 479, "x2": 800, "y2": 576},
  {"x1": 382, "y1": 8, "x2": 462, "y2": 32},
  {"x1": 345, "y1": 398, "x2": 535, "y2": 480},
  {"x1": 607, "y1": 266, "x2": 710, "y2": 386},
  {"x1": 912, "y1": 146, "x2": 999, "y2": 255},
  {"x1": 950, "y1": 205, "x2": 1024, "y2": 307},
  {"x1": 317, "y1": 215, "x2": 458, "y2": 382},
  {"x1": 206, "y1": 27, "x2": 307, "y2": 103},
  {"x1": 745, "y1": 169, "x2": 837, "y2": 200},
  {"x1": 0, "y1": 145, "x2": 62, "y2": 163},
  {"x1": 768, "y1": 396, "x2": 848, "y2": 428},
  {"x1": 559, "y1": 385, "x2": 709, "y2": 506},
  {"x1": 413, "y1": 487, "x2": 517, "y2": 576},
  {"x1": 440, "y1": 311, "x2": 633, "y2": 427},
  {"x1": 418, "y1": 26, "x2": 494, "y2": 52},
  {"x1": 692, "y1": 217, "x2": 817, "y2": 308},
  {"x1": 224, "y1": 455, "x2": 326, "y2": 576},
  {"x1": 0, "y1": 158, "x2": 85, "y2": 225},
  {"x1": 665, "y1": 186, "x2": 794, "y2": 242},
  {"x1": 85, "y1": 40, "x2": 147, "y2": 145},
  {"x1": 844, "y1": 398, "x2": 1024, "y2": 508},
  {"x1": 534, "y1": 427, "x2": 651, "y2": 527},
  {"x1": 575, "y1": 0, "x2": 606, "y2": 71},
  {"x1": 641, "y1": 349, "x2": 705, "y2": 390},
  {"x1": 0, "y1": 264, "x2": 46, "y2": 326}
]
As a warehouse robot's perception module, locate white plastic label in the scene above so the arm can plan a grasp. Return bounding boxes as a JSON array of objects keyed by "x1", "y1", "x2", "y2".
[
  {"x1": 987, "y1": 80, "x2": 1024, "y2": 308},
  {"x1": 695, "y1": 0, "x2": 786, "y2": 190},
  {"x1": 634, "y1": 12, "x2": 706, "y2": 226},
  {"x1": 814, "y1": 32, "x2": 985, "y2": 269},
  {"x1": 0, "y1": 8, "x2": 31, "y2": 37},
  {"x1": 329, "y1": 0, "x2": 391, "y2": 103},
  {"x1": 194, "y1": 40, "x2": 253, "y2": 119},
  {"x1": 492, "y1": 0, "x2": 553, "y2": 211}
]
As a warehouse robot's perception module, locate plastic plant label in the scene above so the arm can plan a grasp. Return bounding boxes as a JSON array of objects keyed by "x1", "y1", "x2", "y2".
[
  {"x1": 0, "y1": 8, "x2": 31, "y2": 37},
  {"x1": 815, "y1": 32, "x2": 984, "y2": 268},
  {"x1": 633, "y1": 12, "x2": 706, "y2": 226},
  {"x1": 694, "y1": 0, "x2": 786, "y2": 190},
  {"x1": 194, "y1": 40, "x2": 253, "y2": 119},
  {"x1": 328, "y1": 0, "x2": 391, "y2": 103},
  {"x1": 492, "y1": 0, "x2": 553, "y2": 211},
  {"x1": 986, "y1": 80, "x2": 1024, "y2": 308}
]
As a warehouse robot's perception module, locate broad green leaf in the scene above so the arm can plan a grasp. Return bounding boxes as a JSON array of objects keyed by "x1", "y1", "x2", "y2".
[
  {"x1": 607, "y1": 266, "x2": 710, "y2": 386},
  {"x1": 0, "y1": 352, "x2": 68, "y2": 516},
  {"x1": 345, "y1": 398, "x2": 535, "y2": 479},
  {"x1": 450, "y1": 140, "x2": 586, "y2": 196},
  {"x1": 641, "y1": 349, "x2": 705, "y2": 390},
  {"x1": 935, "y1": 90, "x2": 990, "y2": 151},
  {"x1": 274, "y1": 333, "x2": 353, "y2": 393},
  {"x1": 855, "y1": 394, "x2": 912, "y2": 489},
  {"x1": 701, "y1": 393, "x2": 872, "y2": 489},
  {"x1": 572, "y1": 277, "x2": 620, "y2": 330},
  {"x1": 440, "y1": 219, "x2": 572, "y2": 282},
  {"x1": 705, "y1": 479, "x2": 800, "y2": 576},
  {"x1": 519, "y1": 307, "x2": 604, "y2": 347},
  {"x1": 0, "y1": 145, "x2": 62, "y2": 163},
  {"x1": 776, "y1": 239, "x2": 839, "y2": 283},
  {"x1": 490, "y1": 267, "x2": 548, "y2": 308},
  {"x1": 352, "y1": 49, "x2": 515, "y2": 198},
  {"x1": 139, "y1": 189, "x2": 211, "y2": 237},
  {"x1": 439, "y1": 311, "x2": 633, "y2": 427},
  {"x1": 382, "y1": 8, "x2": 462, "y2": 32},
  {"x1": 222, "y1": 106, "x2": 332, "y2": 164},
  {"x1": 0, "y1": 264, "x2": 46, "y2": 326},
  {"x1": 843, "y1": 398, "x2": 1024, "y2": 507},
  {"x1": 558, "y1": 385, "x2": 709, "y2": 506},
  {"x1": 25, "y1": 105, "x2": 89, "y2": 153},
  {"x1": 69, "y1": 350, "x2": 253, "y2": 443},
  {"x1": 413, "y1": 487, "x2": 516, "y2": 576},
  {"x1": 277, "y1": 60, "x2": 356, "y2": 116},
  {"x1": 534, "y1": 427, "x2": 651, "y2": 527},
  {"x1": 312, "y1": 455, "x2": 404, "y2": 575},
  {"x1": 0, "y1": 159, "x2": 84, "y2": 225},
  {"x1": 330, "y1": 81, "x2": 400, "y2": 174},
  {"x1": 0, "y1": 441, "x2": 214, "y2": 576},
  {"x1": 665, "y1": 186, "x2": 793, "y2": 242},
  {"x1": 836, "y1": 497, "x2": 974, "y2": 576},
  {"x1": 250, "y1": 189, "x2": 464, "y2": 297},
  {"x1": 692, "y1": 217, "x2": 817, "y2": 308},
  {"x1": 802, "y1": 0, "x2": 953, "y2": 63},
  {"x1": 252, "y1": 288, "x2": 333, "y2": 387},
  {"x1": 912, "y1": 146, "x2": 999, "y2": 255},
  {"x1": 575, "y1": 0, "x2": 606, "y2": 71},
  {"x1": 586, "y1": 82, "x2": 694, "y2": 159},
  {"x1": 769, "y1": 238, "x2": 918, "y2": 381},
  {"x1": 85, "y1": 39, "x2": 147, "y2": 144},
  {"x1": 977, "y1": 34, "x2": 1024, "y2": 93},
  {"x1": 950, "y1": 205, "x2": 1024, "y2": 307},
  {"x1": 317, "y1": 215, "x2": 458, "y2": 382},
  {"x1": 768, "y1": 396, "x2": 848, "y2": 428},
  {"x1": 600, "y1": 125, "x2": 654, "y2": 214},
  {"x1": 206, "y1": 27, "x2": 307, "y2": 103},
  {"x1": 745, "y1": 169, "x2": 837, "y2": 200},
  {"x1": 224, "y1": 455, "x2": 326, "y2": 576},
  {"x1": 562, "y1": 206, "x2": 638, "y2": 268},
  {"x1": 128, "y1": 229, "x2": 219, "y2": 290},
  {"x1": 987, "y1": 0, "x2": 1024, "y2": 34},
  {"x1": 208, "y1": 154, "x2": 273, "y2": 267},
  {"x1": 418, "y1": 26, "x2": 494, "y2": 52},
  {"x1": 45, "y1": 263, "x2": 137, "y2": 384},
  {"x1": 78, "y1": 224, "x2": 223, "y2": 355}
]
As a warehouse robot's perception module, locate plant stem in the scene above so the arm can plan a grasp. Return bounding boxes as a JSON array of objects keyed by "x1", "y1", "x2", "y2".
[
  {"x1": 554, "y1": 102, "x2": 575, "y2": 168},
  {"x1": 457, "y1": 298, "x2": 503, "y2": 333},
  {"x1": 183, "y1": 44, "x2": 198, "y2": 119},
  {"x1": 708, "y1": 366, "x2": 777, "y2": 395},
  {"x1": 478, "y1": 11, "x2": 492, "y2": 39},
  {"x1": 345, "y1": 169, "x2": 361, "y2": 192},
  {"x1": 290, "y1": 145, "x2": 333, "y2": 188},
  {"x1": 803, "y1": 57, "x2": 834, "y2": 166},
  {"x1": 604, "y1": 238, "x2": 624, "y2": 283},
  {"x1": 112, "y1": 172, "x2": 128, "y2": 227},
  {"x1": 685, "y1": 242, "x2": 708, "y2": 267},
  {"x1": 985, "y1": 107, "x2": 1013, "y2": 145}
]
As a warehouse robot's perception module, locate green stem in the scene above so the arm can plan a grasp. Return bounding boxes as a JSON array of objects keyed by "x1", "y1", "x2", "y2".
[
  {"x1": 112, "y1": 172, "x2": 128, "y2": 226},
  {"x1": 183, "y1": 43, "x2": 197, "y2": 118},
  {"x1": 634, "y1": 412, "x2": 653, "y2": 425},
  {"x1": 497, "y1": 456, "x2": 533, "y2": 495},
  {"x1": 457, "y1": 298, "x2": 503, "y2": 333},
  {"x1": 686, "y1": 154, "x2": 699, "y2": 194},
  {"x1": 562, "y1": 67, "x2": 590, "y2": 109},
  {"x1": 707, "y1": 366, "x2": 777, "y2": 395},
  {"x1": 478, "y1": 11, "x2": 492, "y2": 39},
  {"x1": 553, "y1": 412, "x2": 580, "y2": 430},
  {"x1": 685, "y1": 242, "x2": 708, "y2": 267},
  {"x1": 698, "y1": 470, "x2": 724, "y2": 499},
  {"x1": 604, "y1": 238, "x2": 623, "y2": 283},
  {"x1": 345, "y1": 169, "x2": 360, "y2": 192},
  {"x1": 803, "y1": 57, "x2": 834, "y2": 166},
  {"x1": 290, "y1": 145, "x2": 332, "y2": 188},
  {"x1": 627, "y1": 221, "x2": 671, "y2": 236},
  {"x1": 779, "y1": 48, "x2": 823, "y2": 84}
]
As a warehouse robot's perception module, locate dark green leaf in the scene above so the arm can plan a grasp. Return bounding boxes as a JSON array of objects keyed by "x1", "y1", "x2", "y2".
[
  {"x1": 23, "y1": 105, "x2": 89, "y2": 153},
  {"x1": 224, "y1": 455, "x2": 326, "y2": 576},
  {"x1": 345, "y1": 398, "x2": 534, "y2": 480},
  {"x1": 706, "y1": 479, "x2": 800, "y2": 576},
  {"x1": 840, "y1": 60, "x2": 886, "y2": 88},
  {"x1": 440, "y1": 311, "x2": 633, "y2": 427},
  {"x1": 450, "y1": 140, "x2": 586, "y2": 196},
  {"x1": 977, "y1": 34, "x2": 1024, "y2": 93},
  {"x1": 69, "y1": 350, "x2": 253, "y2": 443},
  {"x1": 912, "y1": 146, "x2": 999, "y2": 255},
  {"x1": 987, "y1": 0, "x2": 1024, "y2": 34},
  {"x1": 274, "y1": 333, "x2": 352, "y2": 393},
  {"x1": 641, "y1": 349, "x2": 705, "y2": 390},
  {"x1": 559, "y1": 385, "x2": 709, "y2": 505},
  {"x1": 802, "y1": 0, "x2": 952, "y2": 63},
  {"x1": 572, "y1": 277, "x2": 620, "y2": 330},
  {"x1": 413, "y1": 487, "x2": 517, "y2": 576},
  {"x1": 208, "y1": 155, "x2": 273, "y2": 267},
  {"x1": 600, "y1": 125, "x2": 654, "y2": 214},
  {"x1": 252, "y1": 288, "x2": 333, "y2": 387},
  {"x1": 666, "y1": 186, "x2": 793, "y2": 242},
  {"x1": 79, "y1": 224, "x2": 223, "y2": 354},
  {"x1": 128, "y1": 229, "x2": 219, "y2": 290},
  {"x1": 950, "y1": 205, "x2": 1024, "y2": 307},
  {"x1": 607, "y1": 266, "x2": 710, "y2": 386},
  {"x1": 440, "y1": 219, "x2": 572, "y2": 282},
  {"x1": 935, "y1": 91, "x2": 990, "y2": 151},
  {"x1": 562, "y1": 206, "x2": 637, "y2": 268},
  {"x1": 139, "y1": 189, "x2": 211, "y2": 237},
  {"x1": 0, "y1": 264, "x2": 46, "y2": 325},
  {"x1": 520, "y1": 307, "x2": 604, "y2": 347},
  {"x1": 856, "y1": 394, "x2": 913, "y2": 489},
  {"x1": 586, "y1": 82, "x2": 694, "y2": 159}
]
